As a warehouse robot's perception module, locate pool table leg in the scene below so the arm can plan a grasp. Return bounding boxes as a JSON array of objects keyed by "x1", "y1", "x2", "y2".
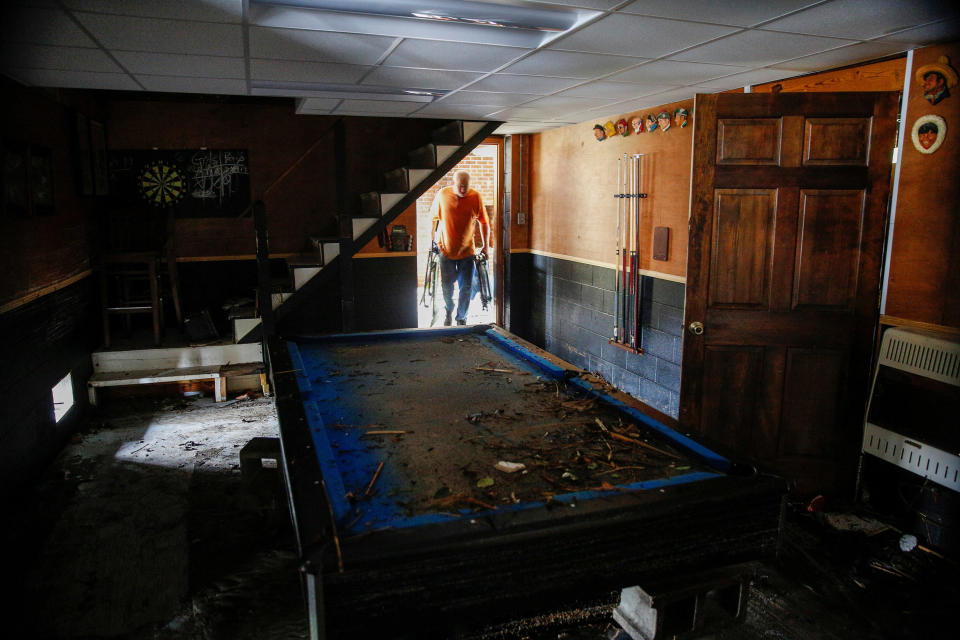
[{"x1": 305, "y1": 569, "x2": 326, "y2": 640}]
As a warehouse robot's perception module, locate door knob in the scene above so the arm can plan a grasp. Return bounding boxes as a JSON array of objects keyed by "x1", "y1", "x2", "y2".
[{"x1": 688, "y1": 321, "x2": 704, "y2": 335}]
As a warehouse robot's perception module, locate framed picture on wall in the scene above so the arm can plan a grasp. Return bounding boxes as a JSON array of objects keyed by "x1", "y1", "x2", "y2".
[
  {"x1": 75, "y1": 113, "x2": 94, "y2": 196},
  {"x1": 2, "y1": 138, "x2": 30, "y2": 217},
  {"x1": 90, "y1": 120, "x2": 108, "y2": 196},
  {"x1": 30, "y1": 145, "x2": 55, "y2": 215}
]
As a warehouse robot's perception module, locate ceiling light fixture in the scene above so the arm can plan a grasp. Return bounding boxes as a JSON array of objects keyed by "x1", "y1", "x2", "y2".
[
  {"x1": 249, "y1": 0, "x2": 577, "y2": 32},
  {"x1": 251, "y1": 80, "x2": 448, "y2": 102}
]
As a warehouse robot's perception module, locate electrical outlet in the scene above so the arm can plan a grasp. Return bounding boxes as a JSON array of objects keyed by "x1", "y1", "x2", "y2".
[{"x1": 517, "y1": 211, "x2": 526, "y2": 225}]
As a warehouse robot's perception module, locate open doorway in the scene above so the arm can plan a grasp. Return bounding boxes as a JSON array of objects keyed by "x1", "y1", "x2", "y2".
[{"x1": 416, "y1": 141, "x2": 501, "y2": 328}]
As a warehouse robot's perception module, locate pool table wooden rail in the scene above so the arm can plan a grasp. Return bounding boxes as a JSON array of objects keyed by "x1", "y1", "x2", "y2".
[{"x1": 266, "y1": 328, "x2": 786, "y2": 639}]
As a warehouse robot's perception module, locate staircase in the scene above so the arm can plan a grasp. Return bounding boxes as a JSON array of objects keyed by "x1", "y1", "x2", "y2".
[{"x1": 233, "y1": 119, "x2": 501, "y2": 343}]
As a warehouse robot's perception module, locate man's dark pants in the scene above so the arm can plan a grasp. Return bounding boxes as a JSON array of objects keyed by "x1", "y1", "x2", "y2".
[{"x1": 439, "y1": 255, "x2": 475, "y2": 322}]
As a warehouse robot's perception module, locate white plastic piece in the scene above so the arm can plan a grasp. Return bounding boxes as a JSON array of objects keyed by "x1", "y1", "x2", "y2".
[
  {"x1": 494, "y1": 461, "x2": 525, "y2": 473},
  {"x1": 899, "y1": 533, "x2": 918, "y2": 552}
]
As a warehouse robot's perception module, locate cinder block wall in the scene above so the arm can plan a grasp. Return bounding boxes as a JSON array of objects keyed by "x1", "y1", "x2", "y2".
[{"x1": 514, "y1": 253, "x2": 684, "y2": 417}]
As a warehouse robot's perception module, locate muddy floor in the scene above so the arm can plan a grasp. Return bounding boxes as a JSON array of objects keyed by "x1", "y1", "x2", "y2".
[{"x1": 5, "y1": 393, "x2": 957, "y2": 639}]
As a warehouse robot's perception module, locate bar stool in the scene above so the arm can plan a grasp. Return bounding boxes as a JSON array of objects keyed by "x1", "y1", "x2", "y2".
[{"x1": 97, "y1": 210, "x2": 181, "y2": 347}]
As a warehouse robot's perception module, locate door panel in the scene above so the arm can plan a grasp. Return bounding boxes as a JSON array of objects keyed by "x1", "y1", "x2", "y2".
[
  {"x1": 803, "y1": 118, "x2": 872, "y2": 166},
  {"x1": 709, "y1": 189, "x2": 776, "y2": 308},
  {"x1": 716, "y1": 118, "x2": 782, "y2": 164},
  {"x1": 682, "y1": 92, "x2": 898, "y2": 495},
  {"x1": 701, "y1": 346, "x2": 763, "y2": 451},
  {"x1": 792, "y1": 189, "x2": 866, "y2": 310},
  {"x1": 777, "y1": 348, "x2": 846, "y2": 458}
]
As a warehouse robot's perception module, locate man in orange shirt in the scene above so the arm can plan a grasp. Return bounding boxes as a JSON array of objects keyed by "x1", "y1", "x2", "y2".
[{"x1": 430, "y1": 170, "x2": 490, "y2": 326}]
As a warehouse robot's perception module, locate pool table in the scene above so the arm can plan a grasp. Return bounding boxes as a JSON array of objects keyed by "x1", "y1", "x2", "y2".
[{"x1": 267, "y1": 325, "x2": 785, "y2": 639}]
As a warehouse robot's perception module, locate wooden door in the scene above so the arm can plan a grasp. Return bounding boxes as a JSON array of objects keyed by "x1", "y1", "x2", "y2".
[{"x1": 681, "y1": 92, "x2": 898, "y2": 495}]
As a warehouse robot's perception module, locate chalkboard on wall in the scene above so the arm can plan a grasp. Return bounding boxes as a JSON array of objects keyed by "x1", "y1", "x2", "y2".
[{"x1": 108, "y1": 149, "x2": 250, "y2": 217}]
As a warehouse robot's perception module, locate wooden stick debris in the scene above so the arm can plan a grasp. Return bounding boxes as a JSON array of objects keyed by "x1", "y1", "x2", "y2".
[
  {"x1": 362, "y1": 461, "x2": 385, "y2": 498},
  {"x1": 608, "y1": 431, "x2": 680, "y2": 458},
  {"x1": 476, "y1": 366, "x2": 519, "y2": 374},
  {"x1": 429, "y1": 495, "x2": 498, "y2": 511},
  {"x1": 596, "y1": 465, "x2": 646, "y2": 475},
  {"x1": 362, "y1": 430, "x2": 407, "y2": 436}
]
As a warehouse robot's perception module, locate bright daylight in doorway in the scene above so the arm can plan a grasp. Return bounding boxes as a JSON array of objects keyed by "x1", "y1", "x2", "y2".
[{"x1": 416, "y1": 144, "x2": 498, "y2": 328}]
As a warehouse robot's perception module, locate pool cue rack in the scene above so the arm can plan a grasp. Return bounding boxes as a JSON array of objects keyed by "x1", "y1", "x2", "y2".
[{"x1": 610, "y1": 153, "x2": 645, "y2": 354}]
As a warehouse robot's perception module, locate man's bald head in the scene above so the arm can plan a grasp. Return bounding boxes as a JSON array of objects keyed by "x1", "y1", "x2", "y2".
[{"x1": 453, "y1": 171, "x2": 470, "y2": 198}]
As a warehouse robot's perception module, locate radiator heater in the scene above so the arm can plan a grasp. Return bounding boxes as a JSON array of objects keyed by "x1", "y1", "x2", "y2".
[{"x1": 861, "y1": 327, "x2": 960, "y2": 493}]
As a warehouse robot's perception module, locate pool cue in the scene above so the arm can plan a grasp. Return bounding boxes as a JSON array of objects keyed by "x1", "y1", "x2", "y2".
[
  {"x1": 613, "y1": 155, "x2": 622, "y2": 343},
  {"x1": 632, "y1": 154, "x2": 642, "y2": 350},
  {"x1": 621, "y1": 154, "x2": 631, "y2": 345}
]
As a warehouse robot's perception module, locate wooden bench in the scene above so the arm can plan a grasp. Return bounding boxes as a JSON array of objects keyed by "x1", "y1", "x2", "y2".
[{"x1": 87, "y1": 362, "x2": 267, "y2": 406}]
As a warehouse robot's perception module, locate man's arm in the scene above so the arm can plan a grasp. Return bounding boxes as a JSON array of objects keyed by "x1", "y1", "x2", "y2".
[{"x1": 476, "y1": 193, "x2": 490, "y2": 255}]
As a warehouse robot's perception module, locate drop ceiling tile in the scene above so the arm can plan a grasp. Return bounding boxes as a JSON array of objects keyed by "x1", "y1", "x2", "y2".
[
  {"x1": 770, "y1": 41, "x2": 909, "y2": 72},
  {"x1": 0, "y1": 44, "x2": 120, "y2": 73},
  {"x1": 2, "y1": 7, "x2": 96, "y2": 47},
  {"x1": 524, "y1": 94, "x2": 610, "y2": 111},
  {"x1": 250, "y1": 59, "x2": 371, "y2": 83},
  {"x1": 74, "y1": 13, "x2": 243, "y2": 56},
  {"x1": 606, "y1": 59, "x2": 748, "y2": 85},
  {"x1": 361, "y1": 66, "x2": 483, "y2": 90},
  {"x1": 503, "y1": 50, "x2": 645, "y2": 78},
  {"x1": 6, "y1": 67, "x2": 140, "y2": 90},
  {"x1": 63, "y1": 0, "x2": 243, "y2": 23},
  {"x1": 297, "y1": 97, "x2": 341, "y2": 111},
  {"x1": 670, "y1": 30, "x2": 855, "y2": 67},
  {"x1": 555, "y1": 80, "x2": 672, "y2": 99},
  {"x1": 250, "y1": 7, "x2": 555, "y2": 48},
  {"x1": 137, "y1": 75, "x2": 247, "y2": 94},
  {"x1": 382, "y1": 39, "x2": 528, "y2": 73},
  {"x1": 114, "y1": 52, "x2": 245, "y2": 78},
  {"x1": 467, "y1": 73, "x2": 581, "y2": 94},
  {"x1": 412, "y1": 104, "x2": 503, "y2": 119},
  {"x1": 877, "y1": 19, "x2": 960, "y2": 47},
  {"x1": 602, "y1": 87, "x2": 699, "y2": 112},
  {"x1": 693, "y1": 68, "x2": 792, "y2": 90},
  {"x1": 491, "y1": 105, "x2": 591, "y2": 120},
  {"x1": 438, "y1": 91, "x2": 539, "y2": 107},
  {"x1": 761, "y1": 0, "x2": 943, "y2": 40},
  {"x1": 619, "y1": 0, "x2": 822, "y2": 27},
  {"x1": 249, "y1": 27, "x2": 396, "y2": 65},
  {"x1": 550, "y1": 14, "x2": 738, "y2": 58},
  {"x1": 334, "y1": 99, "x2": 418, "y2": 114},
  {"x1": 533, "y1": 1, "x2": 623, "y2": 10}
]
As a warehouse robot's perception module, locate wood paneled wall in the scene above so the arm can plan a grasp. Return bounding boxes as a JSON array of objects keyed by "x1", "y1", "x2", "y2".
[
  {"x1": 884, "y1": 42, "x2": 960, "y2": 329},
  {"x1": 528, "y1": 100, "x2": 693, "y2": 279},
  {"x1": 106, "y1": 98, "x2": 438, "y2": 259},
  {"x1": 752, "y1": 57, "x2": 906, "y2": 93},
  {"x1": 1, "y1": 81, "x2": 99, "y2": 308}
]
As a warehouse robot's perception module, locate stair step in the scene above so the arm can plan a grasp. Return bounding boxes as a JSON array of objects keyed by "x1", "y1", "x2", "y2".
[
  {"x1": 286, "y1": 253, "x2": 325, "y2": 268},
  {"x1": 293, "y1": 266, "x2": 322, "y2": 290},
  {"x1": 361, "y1": 192, "x2": 406, "y2": 217},
  {"x1": 409, "y1": 168, "x2": 433, "y2": 188},
  {"x1": 432, "y1": 120, "x2": 486, "y2": 145},
  {"x1": 271, "y1": 291, "x2": 291, "y2": 310},
  {"x1": 408, "y1": 143, "x2": 439, "y2": 169},
  {"x1": 436, "y1": 144, "x2": 458, "y2": 165},
  {"x1": 233, "y1": 317, "x2": 261, "y2": 343},
  {"x1": 463, "y1": 121, "x2": 485, "y2": 140},
  {"x1": 383, "y1": 167, "x2": 408, "y2": 193},
  {"x1": 352, "y1": 217, "x2": 377, "y2": 240},
  {"x1": 432, "y1": 120, "x2": 464, "y2": 145}
]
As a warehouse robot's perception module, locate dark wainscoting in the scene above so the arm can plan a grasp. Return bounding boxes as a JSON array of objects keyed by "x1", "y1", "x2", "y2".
[
  {"x1": 510, "y1": 252, "x2": 684, "y2": 417},
  {"x1": 0, "y1": 277, "x2": 99, "y2": 490}
]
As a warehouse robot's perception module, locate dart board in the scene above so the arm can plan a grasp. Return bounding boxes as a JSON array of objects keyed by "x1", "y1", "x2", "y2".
[{"x1": 137, "y1": 160, "x2": 185, "y2": 207}]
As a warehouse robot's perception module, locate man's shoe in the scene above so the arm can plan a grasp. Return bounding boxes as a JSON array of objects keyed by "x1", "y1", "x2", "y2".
[
  {"x1": 456, "y1": 319, "x2": 466, "y2": 326},
  {"x1": 444, "y1": 311, "x2": 452, "y2": 326}
]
